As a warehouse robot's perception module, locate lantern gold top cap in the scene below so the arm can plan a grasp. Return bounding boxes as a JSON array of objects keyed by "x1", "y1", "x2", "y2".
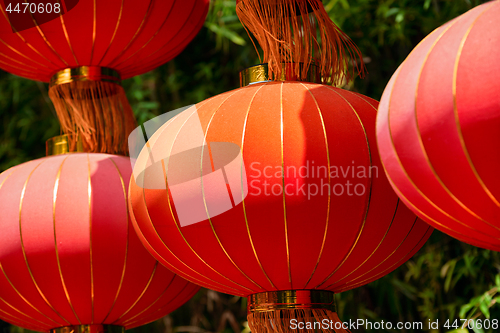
[
  {"x1": 46, "y1": 134, "x2": 85, "y2": 156},
  {"x1": 49, "y1": 66, "x2": 121, "y2": 87},
  {"x1": 247, "y1": 290, "x2": 336, "y2": 313},
  {"x1": 51, "y1": 325, "x2": 124, "y2": 333},
  {"x1": 240, "y1": 63, "x2": 322, "y2": 87}
]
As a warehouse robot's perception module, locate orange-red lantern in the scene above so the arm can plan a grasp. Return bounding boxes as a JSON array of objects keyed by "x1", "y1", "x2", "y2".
[
  {"x1": 0, "y1": 138, "x2": 199, "y2": 333},
  {"x1": 0, "y1": 0, "x2": 209, "y2": 81},
  {"x1": 377, "y1": 0, "x2": 500, "y2": 251},
  {"x1": 128, "y1": 71, "x2": 432, "y2": 332},
  {"x1": 0, "y1": 0, "x2": 209, "y2": 154}
]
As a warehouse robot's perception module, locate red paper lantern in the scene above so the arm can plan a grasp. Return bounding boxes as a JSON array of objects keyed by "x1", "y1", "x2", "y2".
[
  {"x1": 377, "y1": 0, "x2": 500, "y2": 251},
  {"x1": 0, "y1": 141, "x2": 199, "y2": 333},
  {"x1": 0, "y1": 0, "x2": 210, "y2": 154},
  {"x1": 128, "y1": 69, "x2": 432, "y2": 332},
  {"x1": 0, "y1": 0, "x2": 209, "y2": 81}
]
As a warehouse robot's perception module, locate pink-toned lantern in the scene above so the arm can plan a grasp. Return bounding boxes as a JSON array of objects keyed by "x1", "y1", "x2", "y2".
[
  {"x1": 0, "y1": 138, "x2": 199, "y2": 333},
  {"x1": 377, "y1": 0, "x2": 500, "y2": 251}
]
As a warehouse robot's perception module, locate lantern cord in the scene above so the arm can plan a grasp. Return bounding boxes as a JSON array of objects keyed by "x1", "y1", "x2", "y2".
[
  {"x1": 236, "y1": 0, "x2": 365, "y2": 85},
  {"x1": 248, "y1": 308, "x2": 350, "y2": 333},
  {"x1": 49, "y1": 80, "x2": 136, "y2": 155}
]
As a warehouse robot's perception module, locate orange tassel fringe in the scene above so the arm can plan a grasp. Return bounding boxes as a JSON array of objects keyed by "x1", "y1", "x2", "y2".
[
  {"x1": 248, "y1": 308, "x2": 351, "y2": 333},
  {"x1": 236, "y1": 0, "x2": 365, "y2": 85},
  {"x1": 48, "y1": 80, "x2": 136, "y2": 155}
]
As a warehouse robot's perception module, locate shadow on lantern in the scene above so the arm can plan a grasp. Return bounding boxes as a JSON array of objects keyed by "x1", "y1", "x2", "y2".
[{"x1": 3, "y1": 0, "x2": 79, "y2": 32}]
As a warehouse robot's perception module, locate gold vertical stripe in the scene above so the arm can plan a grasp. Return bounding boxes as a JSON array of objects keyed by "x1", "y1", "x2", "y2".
[
  {"x1": 57, "y1": 0, "x2": 79, "y2": 66},
  {"x1": 19, "y1": 159, "x2": 71, "y2": 326},
  {"x1": 89, "y1": 0, "x2": 97, "y2": 64},
  {"x1": 97, "y1": 0, "x2": 124, "y2": 65},
  {"x1": 200, "y1": 88, "x2": 263, "y2": 291},
  {"x1": 86, "y1": 155, "x2": 94, "y2": 323},
  {"x1": 22, "y1": 0, "x2": 68, "y2": 66},
  {"x1": 53, "y1": 156, "x2": 81, "y2": 324},
  {"x1": 101, "y1": 158, "x2": 130, "y2": 323},
  {"x1": 161, "y1": 93, "x2": 254, "y2": 294},
  {"x1": 108, "y1": 0, "x2": 154, "y2": 66},
  {"x1": 280, "y1": 82, "x2": 292, "y2": 289},
  {"x1": 240, "y1": 83, "x2": 277, "y2": 290},
  {"x1": 300, "y1": 83, "x2": 331, "y2": 289},
  {"x1": 315, "y1": 87, "x2": 373, "y2": 289},
  {"x1": 452, "y1": 3, "x2": 500, "y2": 208},
  {"x1": 111, "y1": 262, "x2": 158, "y2": 323}
]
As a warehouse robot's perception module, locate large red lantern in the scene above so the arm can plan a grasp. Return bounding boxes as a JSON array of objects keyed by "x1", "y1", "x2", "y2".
[
  {"x1": 377, "y1": 0, "x2": 500, "y2": 251},
  {"x1": 128, "y1": 68, "x2": 432, "y2": 332},
  {"x1": 0, "y1": 137, "x2": 199, "y2": 333},
  {"x1": 0, "y1": 0, "x2": 209, "y2": 154}
]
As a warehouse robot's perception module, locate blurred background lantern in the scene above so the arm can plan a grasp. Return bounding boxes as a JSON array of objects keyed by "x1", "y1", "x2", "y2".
[
  {"x1": 377, "y1": 0, "x2": 500, "y2": 252},
  {"x1": 0, "y1": 135, "x2": 200, "y2": 333},
  {"x1": 0, "y1": 0, "x2": 210, "y2": 154},
  {"x1": 128, "y1": 1, "x2": 432, "y2": 331}
]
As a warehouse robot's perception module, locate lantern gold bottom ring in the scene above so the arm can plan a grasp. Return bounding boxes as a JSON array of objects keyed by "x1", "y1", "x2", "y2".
[{"x1": 248, "y1": 290, "x2": 336, "y2": 313}]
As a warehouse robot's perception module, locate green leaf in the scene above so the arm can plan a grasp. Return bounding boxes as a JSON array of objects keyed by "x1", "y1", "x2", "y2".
[
  {"x1": 205, "y1": 22, "x2": 246, "y2": 46},
  {"x1": 137, "y1": 101, "x2": 159, "y2": 110},
  {"x1": 395, "y1": 12, "x2": 405, "y2": 23},
  {"x1": 444, "y1": 260, "x2": 457, "y2": 292},
  {"x1": 384, "y1": 7, "x2": 399, "y2": 18},
  {"x1": 459, "y1": 303, "x2": 474, "y2": 318},
  {"x1": 479, "y1": 299, "x2": 490, "y2": 319}
]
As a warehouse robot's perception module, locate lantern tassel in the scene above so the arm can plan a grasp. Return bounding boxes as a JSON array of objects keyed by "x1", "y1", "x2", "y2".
[
  {"x1": 48, "y1": 80, "x2": 136, "y2": 155},
  {"x1": 236, "y1": 0, "x2": 365, "y2": 85},
  {"x1": 248, "y1": 308, "x2": 350, "y2": 333}
]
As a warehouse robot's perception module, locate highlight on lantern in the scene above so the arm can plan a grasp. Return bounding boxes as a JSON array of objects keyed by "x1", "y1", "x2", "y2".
[{"x1": 129, "y1": 105, "x2": 249, "y2": 227}]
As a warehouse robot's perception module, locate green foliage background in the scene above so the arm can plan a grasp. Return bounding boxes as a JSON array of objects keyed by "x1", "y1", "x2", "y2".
[{"x1": 0, "y1": 1, "x2": 498, "y2": 332}]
